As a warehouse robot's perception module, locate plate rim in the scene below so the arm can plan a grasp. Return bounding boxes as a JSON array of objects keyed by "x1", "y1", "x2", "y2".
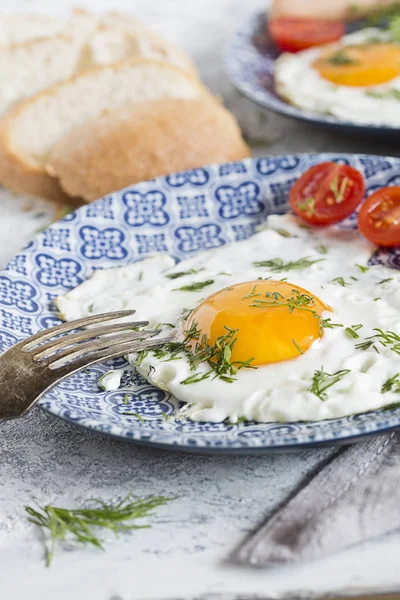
[{"x1": 3, "y1": 151, "x2": 400, "y2": 452}]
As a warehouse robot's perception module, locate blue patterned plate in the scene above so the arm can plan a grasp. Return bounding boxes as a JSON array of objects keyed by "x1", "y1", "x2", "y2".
[
  {"x1": 224, "y1": 13, "x2": 399, "y2": 136},
  {"x1": 2, "y1": 153, "x2": 400, "y2": 454}
]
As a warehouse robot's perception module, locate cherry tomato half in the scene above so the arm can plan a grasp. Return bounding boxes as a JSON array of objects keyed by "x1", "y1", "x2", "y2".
[
  {"x1": 268, "y1": 18, "x2": 345, "y2": 53},
  {"x1": 358, "y1": 186, "x2": 400, "y2": 247},
  {"x1": 289, "y1": 162, "x2": 365, "y2": 226}
]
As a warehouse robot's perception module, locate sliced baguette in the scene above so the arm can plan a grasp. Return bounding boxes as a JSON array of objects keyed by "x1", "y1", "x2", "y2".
[
  {"x1": 0, "y1": 59, "x2": 209, "y2": 202},
  {"x1": 0, "y1": 12, "x2": 197, "y2": 119},
  {"x1": 0, "y1": 14, "x2": 67, "y2": 46},
  {"x1": 48, "y1": 97, "x2": 251, "y2": 202}
]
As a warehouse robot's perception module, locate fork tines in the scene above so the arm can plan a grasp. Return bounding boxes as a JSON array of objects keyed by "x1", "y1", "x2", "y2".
[{"x1": 22, "y1": 310, "x2": 161, "y2": 370}]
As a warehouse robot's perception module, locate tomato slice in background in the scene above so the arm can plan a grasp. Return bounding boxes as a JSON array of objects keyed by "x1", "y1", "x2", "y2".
[
  {"x1": 289, "y1": 162, "x2": 365, "y2": 225},
  {"x1": 358, "y1": 187, "x2": 400, "y2": 247},
  {"x1": 268, "y1": 18, "x2": 345, "y2": 53}
]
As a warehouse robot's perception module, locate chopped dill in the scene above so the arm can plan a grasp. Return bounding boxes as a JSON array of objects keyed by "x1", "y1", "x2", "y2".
[
  {"x1": 356, "y1": 328, "x2": 400, "y2": 355},
  {"x1": 174, "y1": 279, "x2": 214, "y2": 292},
  {"x1": 274, "y1": 228, "x2": 292, "y2": 238},
  {"x1": 253, "y1": 256, "x2": 323, "y2": 272},
  {"x1": 316, "y1": 245, "x2": 328, "y2": 254},
  {"x1": 345, "y1": 324, "x2": 363, "y2": 339},
  {"x1": 123, "y1": 394, "x2": 129, "y2": 405},
  {"x1": 25, "y1": 493, "x2": 173, "y2": 567},
  {"x1": 325, "y1": 49, "x2": 358, "y2": 66},
  {"x1": 87, "y1": 303, "x2": 94, "y2": 313},
  {"x1": 329, "y1": 175, "x2": 349, "y2": 204},
  {"x1": 138, "y1": 271, "x2": 143, "y2": 281},
  {"x1": 332, "y1": 276, "x2": 351, "y2": 287},
  {"x1": 382, "y1": 373, "x2": 400, "y2": 394},
  {"x1": 309, "y1": 367, "x2": 351, "y2": 401},
  {"x1": 122, "y1": 412, "x2": 146, "y2": 421},
  {"x1": 366, "y1": 89, "x2": 400, "y2": 101},
  {"x1": 242, "y1": 284, "x2": 261, "y2": 299},
  {"x1": 379, "y1": 278, "x2": 394, "y2": 285},
  {"x1": 298, "y1": 197, "x2": 315, "y2": 217},
  {"x1": 166, "y1": 268, "x2": 204, "y2": 280},
  {"x1": 292, "y1": 339, "x2": 303, "y2": 355},
  {"x1": 320, "y1": 318, "x2": 344, "y2": 329},
  {"x1": 355, "y1": 264, "x2": 369, "y2": 273}
]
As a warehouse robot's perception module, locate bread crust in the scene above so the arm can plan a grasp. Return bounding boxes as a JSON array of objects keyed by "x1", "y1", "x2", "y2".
[
  {"x1": 48, "y1": 97, "x2": 251, "y2": 202},
  {"x1": 0, "y1": 58, "x2": 207, "y2": 202}
]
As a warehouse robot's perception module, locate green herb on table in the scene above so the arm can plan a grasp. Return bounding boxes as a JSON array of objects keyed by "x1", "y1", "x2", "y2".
[
  {"x1": 26, "y1": 493, "x2": 173, "y2": 567},
  {"x1": 253, "y1": 256, "x2": 323, "y2": 272},
  {"x1": 382, "y1": 373, "x2": 400, "y2": 393},
  {"x1": 123, "y1": 394, "x2": 129, "y2": 405},
  {"x1": 173, "y1": 279, "x2": 214, "y2": 292},
  {"x1": 309, "y1": 367, "x2": 351, "y2": 401}
]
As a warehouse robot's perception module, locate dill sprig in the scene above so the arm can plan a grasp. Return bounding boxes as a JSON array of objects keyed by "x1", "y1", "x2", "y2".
[
  {"x1": 298, "y1": 197, "x2": 315, "y2": 218},
  {"x1": 26, "y1": 493, "x2": 173, "y2": 567},
  {"x1": 173, "y1": 279, "x2": 214, "y2": 292},
  {"x1": 366, "y1": 88, "x2": 400, "y2": 101},
  {"x1": 329, "y1": 175, "x2": 349, "y2": 204},
  {"x1": 332, "y1": 276, "x2": 351, "y2": 287},
  {"x1": 316, "y1": 245, "x2": 328, "y2": 255},
  {"x1": 355, "y1": 264, "x2": 369, "y2": 273},
  {"x1": 166, "y1": 268, "x2": 204, "y2": 280},
  {"x1": 325, "y1": 49, "x2": 358, "y2": 66},
  {"x1": 309, "y1": 367, "x2": 351, "y2": 401},
  {"x1": 345, "y1": 324, "x2": 363, "y2": 339},
  {"x1": 356, "y1": 328, "x2": 400, "y2": 355},
  {"x1": 138, "y1": 321, "x2": 255, "y2": 384},
  {"x1": 320, "y1": 318, "x2": 344, "y2": 329},
  {"x1": 382, "y1": 373, "x2": 400, "y2": 393},
  {"x1": 249, "y1": 288, "x2": 316, "y2": 315},
  {"x1": 379, "y1": 278, "x2": 394, "y2": 285},
  {"x1": 252, "y1": 256, "x2": 323, "y2": 272}
]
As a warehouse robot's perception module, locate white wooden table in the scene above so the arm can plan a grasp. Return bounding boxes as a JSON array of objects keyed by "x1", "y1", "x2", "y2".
[{"x1": 1, "y1": 1, "x2": 400, "y2": 598}]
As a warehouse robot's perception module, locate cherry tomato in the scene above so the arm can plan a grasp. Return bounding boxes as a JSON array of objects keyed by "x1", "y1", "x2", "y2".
[
  {"x1": 358, "y1": 186, "x2": 400, "y2": 247},
  {"x1": 268, "y1": 18, "x2": 345, "y2": 53},
  {"x1": 289, "y1": 162, "x2": 365, "y2": 226}
]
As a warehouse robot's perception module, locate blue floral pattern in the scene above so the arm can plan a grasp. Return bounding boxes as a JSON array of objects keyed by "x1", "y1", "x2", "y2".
[
  {"x1": 35, "y1": 254, "x2": 82, "y2": 288},
  {"x1": 175, "y1": 224, "x2": 224, "y2": 253},
  {"x1": 123, "y1": 190, "x2": 169, "y2": 227},
  {"x1": 215, "y1": 182, "x2": 264, "y2": 219},
  {"x1": 79, "y1": 226, "x2": 128, "y2": 260},
  {"x1": 1, "y1": 153, "x2": 400, "y2": 452}
]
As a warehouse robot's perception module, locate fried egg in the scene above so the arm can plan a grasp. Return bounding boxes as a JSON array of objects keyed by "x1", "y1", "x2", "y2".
[
  {"x1": 57, "y1": 214, "x2": 400, "y2": 423},
  {"x1": 275, "y1": 28, "x2": 400, "y2": 125}
]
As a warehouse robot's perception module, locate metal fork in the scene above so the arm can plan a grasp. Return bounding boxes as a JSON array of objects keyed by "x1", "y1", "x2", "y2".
[{"x1": 0, "y1": 310, "x2": 172, "y2": 421}]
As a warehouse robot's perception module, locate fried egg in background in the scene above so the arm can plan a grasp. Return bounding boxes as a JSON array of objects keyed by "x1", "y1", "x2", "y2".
[
  {"x1": 57, "y1": 214, "x2": 400, "y2": 424},
  {"x1": 275, "y1": 28, "x2": 400, "y2": 125}
]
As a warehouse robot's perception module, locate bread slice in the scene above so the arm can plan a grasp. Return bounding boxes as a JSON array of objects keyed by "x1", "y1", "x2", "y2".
[
  {"x1": 0, "y1": 12, "x2": 197, "y2": 119},
  {"x1": 0, "y1": 14, "x2": 66, "y2": 47},
  {"x1": 0, "y1": 59, "x2": 208, "y2": 201},
  {"x1": 48, "y1": 97, "x2": 251, "y2": 202}
]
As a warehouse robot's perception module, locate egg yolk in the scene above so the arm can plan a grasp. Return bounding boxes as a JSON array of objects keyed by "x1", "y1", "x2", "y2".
[
  {"x1": 183, "y1": 281, "x2": 330, "y2": 367},
  {"x1": 314, "y1": 43, "x2": 400, "y2": 87}
]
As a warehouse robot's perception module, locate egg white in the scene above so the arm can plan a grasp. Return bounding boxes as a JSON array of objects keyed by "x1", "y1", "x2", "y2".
[
  {"x1": 275, "y1": 28, "x2": 400, "y2": 125},
  {"x1": 57, "y1": 214, "x2": 400, "y2": 424}
]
